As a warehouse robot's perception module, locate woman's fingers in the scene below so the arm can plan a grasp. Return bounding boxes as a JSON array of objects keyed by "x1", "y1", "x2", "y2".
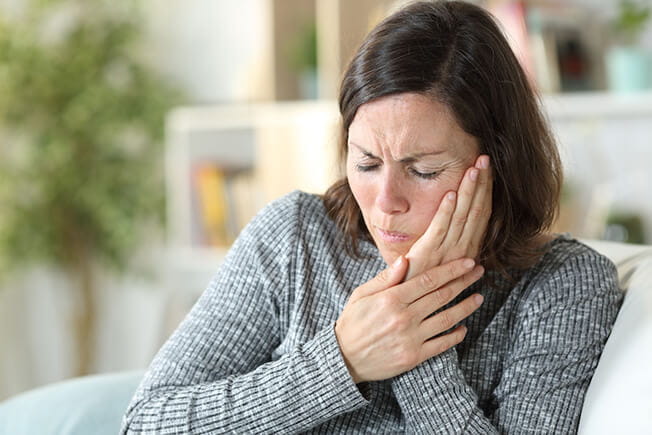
[
  {"x1": 441, "y1": 155, "x2": 492, "y2": 262},
  {"x1": 411, "y1": 264, "x2": 484, "y2": 320},
  {"x1": 418, "y1": 292, "x2": 483, "y2": 342},
  {"x1": 444, "y1": 165, "x2": 478, "y2": 244},
  {"x1": 458, "y1": 155, "x2": 492, "y2": 253},
  {"x1": 350, "y1": 255, "x2": 408, "y2": 302},
  {"x1": 419, "y1": 325, "x2": 468, "y2": 363},
  {"x1": 417, "y1": 190, "x2": 457, "y2": 248},
  {"x1": 394, "y1": 257, "x2": 475, "y2": 304},
  {"x1": 338, "y1": 258, "x2": 481, "y2": 383},
  {"x1": 404, "y1": 191, "x2": 456, "y2": 280}
]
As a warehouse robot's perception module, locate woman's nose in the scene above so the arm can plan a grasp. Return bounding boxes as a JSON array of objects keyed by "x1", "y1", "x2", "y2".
[{"x1": 375, "y1": 173, "x2": 409, "y2": 215}]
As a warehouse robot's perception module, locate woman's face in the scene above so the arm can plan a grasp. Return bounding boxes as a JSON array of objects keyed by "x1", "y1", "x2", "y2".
[{"x1": 347, "y1": 93, "x2": 480, "y2": 265}]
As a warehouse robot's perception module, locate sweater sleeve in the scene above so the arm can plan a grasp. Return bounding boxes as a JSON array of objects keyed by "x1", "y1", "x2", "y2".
[
  {"x1": 121, "y1": 195, "x2": 368, "y2": 434},
  {"x1": 392, "y1": 251, "x2": 621, "y2": 434},
  {"x1": 393, "y1": 348, "x2": 497, "y2": 434}
]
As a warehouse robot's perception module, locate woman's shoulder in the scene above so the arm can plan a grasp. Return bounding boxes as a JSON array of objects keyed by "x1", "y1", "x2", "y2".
[
  {"x1": 515, "y1": 234, "x2": 620, "y2": 306},
  {"x1": 251, "y1": 189, "x2": 331, "y2": 226},
  {"x1": 539, "y1": 234, "x2": 617, "y2": 277},
  {"x1": 240, "y1": 190, "x2": 339, "y2": 246}
]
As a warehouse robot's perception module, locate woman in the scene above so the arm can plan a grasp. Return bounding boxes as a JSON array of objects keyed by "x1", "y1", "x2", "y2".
[{"x1": 122, "y1": 1, "x2": 621, "y2": 433}]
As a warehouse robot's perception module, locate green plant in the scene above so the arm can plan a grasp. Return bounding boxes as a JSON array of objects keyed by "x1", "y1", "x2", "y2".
[
  {"x1": 612, "y1": 0, "x2": 651, "y2": 45},
  {"x1": 0, "y1": 0, "x2": 182, "y2": 375},
  {"x1": 288, "y1": 21, "x2": 318, "y2": 73}
]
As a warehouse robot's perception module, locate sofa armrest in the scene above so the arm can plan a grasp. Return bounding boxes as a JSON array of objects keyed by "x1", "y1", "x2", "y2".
[
  {"x1": 578, "y1": 248, "x2": 652, "y2": 434},
  {"x1": 0, "y1": 371, "x2": 143, "y2": 435}
]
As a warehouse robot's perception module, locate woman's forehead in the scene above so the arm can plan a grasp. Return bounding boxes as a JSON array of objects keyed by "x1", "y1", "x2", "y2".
[{"x1": 348, "y1": 93, "x2": 478, "y2": 158}]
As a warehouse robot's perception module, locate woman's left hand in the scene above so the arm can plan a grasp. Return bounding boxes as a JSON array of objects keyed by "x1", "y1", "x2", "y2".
[{"x1": 405, "y1": 154, "x2": 492, "y2": 280}]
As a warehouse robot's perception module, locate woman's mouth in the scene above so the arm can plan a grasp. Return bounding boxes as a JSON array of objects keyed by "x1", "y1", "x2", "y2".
[{"x1": 375, "y1": 227, "x2": 412, "y2": 243}]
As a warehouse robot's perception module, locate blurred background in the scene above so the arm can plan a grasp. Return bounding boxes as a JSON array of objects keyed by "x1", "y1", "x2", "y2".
[{"x1": 1, "y1": 0, "x2": 651, "y2": 401}]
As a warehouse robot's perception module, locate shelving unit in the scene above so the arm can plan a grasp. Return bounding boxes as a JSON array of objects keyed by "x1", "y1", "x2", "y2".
[
  {"x1": 164, "y1": 100, "x2": 340, "y2": 258},
  {"x1": 263, "y1": 0, "x2": 400, "y2": 100},
  {"x1": 542, "y1": 91, "x2": 652, "y2": 243}
]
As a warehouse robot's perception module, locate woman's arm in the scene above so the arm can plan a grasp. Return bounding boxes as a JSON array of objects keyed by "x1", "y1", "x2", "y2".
[
  {"x1": 392, "y1": 251, "x2": 621, "y2": 434},
  {"x1": 392, "y1": 347, "x2": 497, "y2": 434},
  {"x1": 122, "y1": 322, "x2": 367, "y2": 433},
  {"x1": 121, "y1": 195, "x2": 368, "y2": 434}
]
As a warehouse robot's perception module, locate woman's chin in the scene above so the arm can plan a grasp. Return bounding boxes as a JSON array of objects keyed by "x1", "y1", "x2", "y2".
[{"x1": 377, "y1": 243, "x2": 412, "y2": 267}]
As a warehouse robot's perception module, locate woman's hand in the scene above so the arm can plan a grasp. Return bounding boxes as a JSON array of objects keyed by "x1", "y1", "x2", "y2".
[
  {"x1": 335, "y1": 256, "x2": 485, "y2": 384},
  {"x1": 405, "y1": 155, "x2": 492, "y2": 280}
]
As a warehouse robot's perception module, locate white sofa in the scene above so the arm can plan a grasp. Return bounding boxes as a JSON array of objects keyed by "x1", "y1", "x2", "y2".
[
  {"x1": 0, "y1": 239, "x2": 650, "y2": 434},
  {"x1": 578, "y1": 239, "x2": 652, "y2": 434}
]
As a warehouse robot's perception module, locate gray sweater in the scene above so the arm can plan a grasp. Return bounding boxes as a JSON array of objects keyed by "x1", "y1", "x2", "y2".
[{"x1": 122, "y1": 191, "x2": 622, "y2": 434}]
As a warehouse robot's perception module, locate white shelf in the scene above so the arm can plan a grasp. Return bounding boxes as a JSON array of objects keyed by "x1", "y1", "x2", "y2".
[
  {"x1": 164, "y1": 100, "x2": 340, "y2": 254},
  {"x1": 542, "y1": 90, "x2": 652, "y2": 120}
]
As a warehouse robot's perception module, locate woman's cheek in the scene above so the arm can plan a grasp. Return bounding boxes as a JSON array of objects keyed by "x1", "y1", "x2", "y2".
[
  {"x1": 412, "y1": 173, "x2": 462, "y2": 222},
  {"x1": 432, "y1": 169, "x2": 467, "y2": 198},
  {"x1": 347, "y1": 172, "x2": 370, "y2": 207},
  {"x1": 412, "y1": 184, "x2": 447, "y2": 228}
]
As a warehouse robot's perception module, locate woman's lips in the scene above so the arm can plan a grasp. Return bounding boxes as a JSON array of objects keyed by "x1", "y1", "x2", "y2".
[{"x1": 375, "y1": 227, "x2": 411, "y2": 243}]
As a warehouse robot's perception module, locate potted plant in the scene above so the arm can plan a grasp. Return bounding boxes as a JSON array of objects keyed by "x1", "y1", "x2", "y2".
[
  {"x1": 288, "y1": 21, "x2": 318, "y2": 99},
  {"x1": 0, "y1": 0, "x2": 181, "y2": 375},
  {"x1": 606, "y1": 0, "x2": 652, "y2": 92}
]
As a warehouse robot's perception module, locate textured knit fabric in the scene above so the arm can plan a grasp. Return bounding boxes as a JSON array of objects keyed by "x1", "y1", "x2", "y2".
[{"x1": 121, "y1": 191, "x2": 622, "y2": 434}]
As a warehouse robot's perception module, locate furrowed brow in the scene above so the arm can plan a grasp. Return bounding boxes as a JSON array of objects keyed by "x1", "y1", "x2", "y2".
[
  {"x1": 348, "y1": 142, "x2": 379, "y2": 158},
  {"x1": 349, "y1": 141, "x2": 446, "y2": 162},
  {"x1": 399, "y1": 150, "x2": 446, "y2": 163}
]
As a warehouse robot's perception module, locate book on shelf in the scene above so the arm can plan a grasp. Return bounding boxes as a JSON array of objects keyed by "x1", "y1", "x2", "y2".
[
  {"x1": 192, "y1": 163, "x2": 261, "y2": 248},
  {"x1": 487, "y1": 0, "x2": 606, "y2": 93}
]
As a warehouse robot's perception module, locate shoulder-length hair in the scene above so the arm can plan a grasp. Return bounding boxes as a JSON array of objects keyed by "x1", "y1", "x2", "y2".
[{"x1": 322, "y1": 0, "x2": 562, "y2": 275}]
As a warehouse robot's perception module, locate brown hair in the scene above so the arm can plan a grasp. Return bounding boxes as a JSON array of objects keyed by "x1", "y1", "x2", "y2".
[{"x1": 322, "y1": 0, "x2": 562, "y2": 275}]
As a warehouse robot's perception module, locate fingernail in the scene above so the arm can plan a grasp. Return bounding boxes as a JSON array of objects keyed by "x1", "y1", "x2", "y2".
[
  {"x1": 474, "y1": 294, "x2": 484, "y2": 305},
  {"x1": 463, "y1": 258, "x2": 475, "y2": 269},
  {"x1": 479, "y1": 155, "x2": 489, "y2": 169},
  {"x1": 392, "y1": 256, "x2": 403, "y2": 268},
  {"x1": 447, "y1": 192, "x2": 456, "y2": 201},
  {"x1": 470, "y1": 168, "x2": 478, "y2": 181}
]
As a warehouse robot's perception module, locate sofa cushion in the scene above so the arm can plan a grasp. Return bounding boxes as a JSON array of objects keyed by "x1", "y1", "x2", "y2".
[
  {"x1": 578, "y1": 255, "x2": 652, "y2": 434},
  {"x1": 0, "y1": 371, "x2": 143, "y2": 435}
]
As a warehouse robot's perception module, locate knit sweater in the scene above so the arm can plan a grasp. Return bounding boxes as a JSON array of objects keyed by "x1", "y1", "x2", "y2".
[{"x1": 122, "y1": 190, "x2": 622, "y2": 434}]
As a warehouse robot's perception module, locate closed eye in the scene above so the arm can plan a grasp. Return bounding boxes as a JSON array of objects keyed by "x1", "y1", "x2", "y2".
[
  {"x1": 409, "y1": 168, "x2": 441, "y2": 180},
  {"x1": 355, "y1": 163, "x2": 379, "y2": 172},
  {"x1": 356, "y1": 164, "x2": 442, "y2": 180}
]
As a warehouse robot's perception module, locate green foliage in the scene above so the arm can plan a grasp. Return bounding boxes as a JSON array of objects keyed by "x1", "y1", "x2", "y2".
[
  {"x1": 0, "y1": 0, "x2": 182, "y2": 277},
  {"x1": 612, "y1": 0, "x2": 651, "y2": 45},
  {"x1": 288, "y1": 21, "x2": 318, "y2": 72}
]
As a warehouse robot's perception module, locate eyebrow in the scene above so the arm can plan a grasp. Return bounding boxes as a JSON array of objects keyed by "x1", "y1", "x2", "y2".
[{"x1": 348, "y1": 142, "x2": 446, "y2": 163}]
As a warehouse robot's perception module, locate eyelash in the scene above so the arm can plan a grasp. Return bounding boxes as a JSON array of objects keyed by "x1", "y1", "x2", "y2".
[
  {"x1": 355, "y1": 164, "x2": 441, "y2": 180},
  {"x1": 409, "y1": 168, "x2": 441, "y2": 180}
]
